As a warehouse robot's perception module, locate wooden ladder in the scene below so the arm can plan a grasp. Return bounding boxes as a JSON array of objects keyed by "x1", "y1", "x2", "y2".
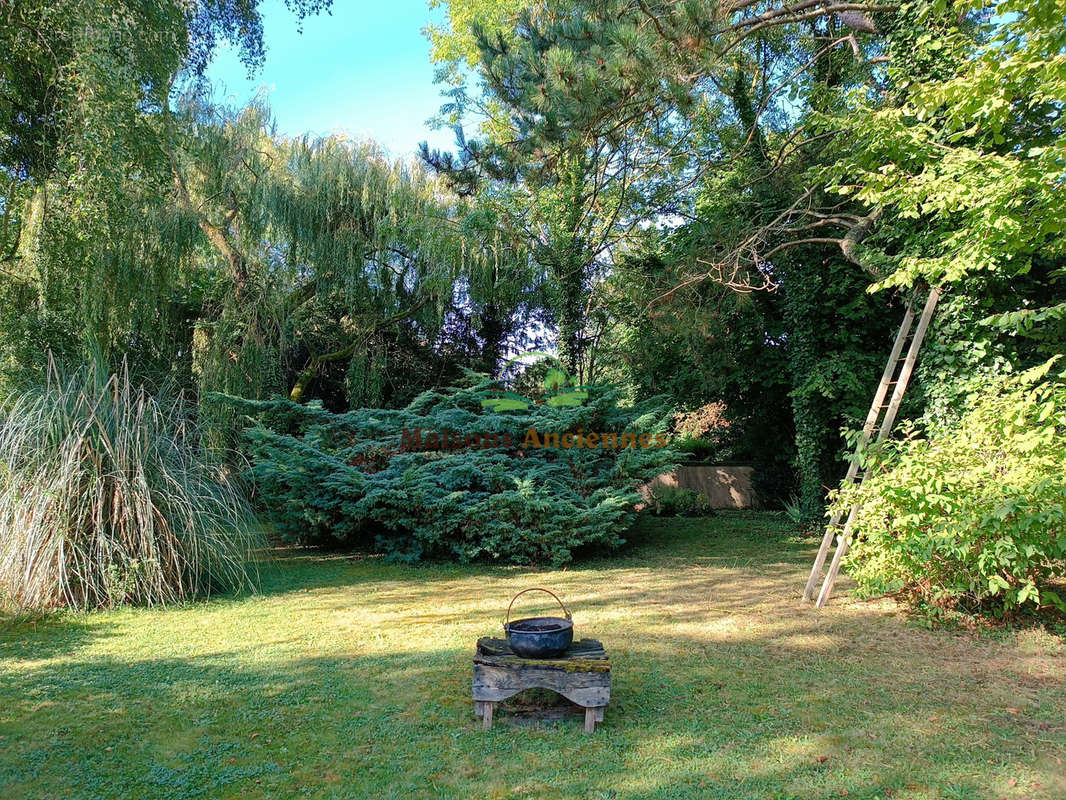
[{"x1": 802, "y1": 285, "x2": 942, "y2": 607}]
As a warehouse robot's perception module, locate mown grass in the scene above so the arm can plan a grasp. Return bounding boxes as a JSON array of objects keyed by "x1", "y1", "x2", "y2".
[{"x1": 1, "y1": 513, "x2": 1064, "y2": 800}]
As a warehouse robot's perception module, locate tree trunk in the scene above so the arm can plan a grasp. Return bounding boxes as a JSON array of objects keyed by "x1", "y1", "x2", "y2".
[
  {"x1": 288, "y1": 298, "x2": 430, "y2": 403},
  {"x1": 168, "y1": 153, "x2": 249, "y2": 298}
]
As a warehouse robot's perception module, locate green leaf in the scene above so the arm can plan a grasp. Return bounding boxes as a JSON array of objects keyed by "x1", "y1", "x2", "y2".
[
  {"x1": 542, "y1": 368, "x2": 569, "y2": 392},
  {"x1": 481, "y1": 397, "x2": 530, "y2": 411},
  {"x1": 545, "y1": 390, "x2": 588, "y2": 407}
]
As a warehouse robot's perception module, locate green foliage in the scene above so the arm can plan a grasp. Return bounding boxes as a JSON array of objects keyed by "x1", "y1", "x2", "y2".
[
  {"x1": 0, "y1": 1, "x2": 332, "y2": 386},
  {"x1": 425, "y1": 2, "x2": 686, "y2": 375},
  {"x1": 780, "y1": 496, "x2": 810, "y2": 528},
  {"x1": 432, "y1": 0, "x2": 1066, "y2": 530},
  {"x1": 909, "y1": 269, "x2": 1066, "y2": 437},
  {"x1": 172, "y1": 101, "x2": 493, "y2": 408},
  {"x1": 598, "y1": 252, "x2": 798, "y2": 506},
  {"x1": 224, "y1": 379, "x2": 676, "y2": 566},
  {"x1": 0, "y1": 356, "x2": 260, "y2": 612},
  {"x1": 6, "y1": 0, "x2": 1066, "y2": 591},
  {"x1": 839, "y1": 361, "x2": 1066, "y2": 618},
  {"x1": 482, "y1": 351, "x2": 589, "y2": 410},
  {"x1": 673, "y1": 437, "x2": 719, "y2": 462},
  {"x1": 3, "y1": 83, "x2": 535, "y2": 420},
  {"x1": 425, "y1": 0, "x2": 534, "y2": 83},
  {"x1": 3, "y1": 2, "x2": 532, "y2": 412},
  {"x1": 779, "y1": 250, "x2": 898, "y2": 521},
  {"x1": 647, "y1": 485, "x2": 711, "y2": 517},
  {"x1": 0, "y1": 0, "x2": 330, "y2": 176},
  {"x1": 818, "y1": 0, "x2": 1066, "y2": 290}
]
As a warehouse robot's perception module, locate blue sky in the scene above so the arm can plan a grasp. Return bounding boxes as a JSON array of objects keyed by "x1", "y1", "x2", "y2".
[{"x1": 206, "y1": 0, "x2": 457, "y2": 158}]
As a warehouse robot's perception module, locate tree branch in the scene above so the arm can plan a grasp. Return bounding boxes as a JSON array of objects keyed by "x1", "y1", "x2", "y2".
[
  {"x1": 168, "y1": 150, "x2": 250, "y2": 298},
  {"x1": 288, "y1": 297, "x2": 431, "y2": 403}
]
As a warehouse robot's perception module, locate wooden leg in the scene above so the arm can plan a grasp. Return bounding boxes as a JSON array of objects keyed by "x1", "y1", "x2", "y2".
[
  {"x1": 584, "y1": 706, "x2": 596, "y2": 734},
  {"x1": 482, "y1": 702, "x2": 494, "y2": 730}
]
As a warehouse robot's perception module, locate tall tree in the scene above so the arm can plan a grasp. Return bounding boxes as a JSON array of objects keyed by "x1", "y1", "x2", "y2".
[
  {"x1": 167, "y1": 98, "x2": 533, "y2": 407},
  {"x1": 423, "y1": 0, "x2": 683, "y2": 376},
  {"x1": 0, "y1": 0, "x2": 331, "y2": 382},
  {"x1": 429, "y1": 0, "x2": 1066, "y2": 515}
]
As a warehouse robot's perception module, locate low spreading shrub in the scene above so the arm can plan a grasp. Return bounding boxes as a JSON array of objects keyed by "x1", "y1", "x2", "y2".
[
  {"x1": 838, "y1": 360, "x2": 1066, "y2": 619},
  {"x1": 0, "y1": 358, "x2": 260, "y2": 611},
  {"x1": 223, "y1": 379, "x2": 676, "y2": 566}
]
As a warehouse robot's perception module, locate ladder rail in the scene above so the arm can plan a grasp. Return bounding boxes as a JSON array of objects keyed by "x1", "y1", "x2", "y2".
[
  {"x1": 813, "y1": 286, "x2": 942, "y2": 607},
  {"x1": 875, "y1": 286, "x2": 941, "y2": 443},
  {"x1": 801, "y1": 294, "x2": 919, "y2": 602}
]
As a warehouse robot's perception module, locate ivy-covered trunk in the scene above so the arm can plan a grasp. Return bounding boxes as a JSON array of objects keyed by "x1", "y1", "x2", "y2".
[{"x1": 780, "y1": 256, "x2": 832, "y2": 523}]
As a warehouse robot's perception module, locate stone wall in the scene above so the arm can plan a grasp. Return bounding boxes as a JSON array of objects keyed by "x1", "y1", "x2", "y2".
[{"x1": 643, "y1": 465, "x2": 755, "y2": 509}]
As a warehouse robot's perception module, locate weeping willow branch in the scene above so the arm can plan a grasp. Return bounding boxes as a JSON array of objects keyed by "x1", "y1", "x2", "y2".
[
  {"x1": 168, "y1": 150, "x2": 250, "y2": 298},
  {"x1": 288, "y1": 298, "x2": 431, "y2": 403}
]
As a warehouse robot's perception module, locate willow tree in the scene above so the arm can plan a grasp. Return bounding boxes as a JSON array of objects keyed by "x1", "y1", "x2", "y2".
[
  {"x1": 0, "y1": 0, "x2": 332, "y2": 384},
  {"x1": 167, "y1": 98, "x2": 533, "y2": 408}
]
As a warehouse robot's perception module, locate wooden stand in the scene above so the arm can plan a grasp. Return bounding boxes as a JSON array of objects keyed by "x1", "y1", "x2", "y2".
[{"x1": 472, "y1": 637, "x2": 610, "y2": 733}]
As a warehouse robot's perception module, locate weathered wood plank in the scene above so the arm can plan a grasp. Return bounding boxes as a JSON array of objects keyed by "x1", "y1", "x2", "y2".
[
  {"x1": 474, "y1": 655, "x2": 610, "y2": 671},
  {"x1": 473, "y1": 661, "x2": 610, "y2": 706},
  {"x1": 476, "y1": 637, "x2": 607, "y2": 660},
  {"x1": 473, "y1": 682, "x2": 610, "y2": 707},
  {"x1": 472, "y1": 634, "x2": 611, "y2": 731},
  {"x1": 473, "y1": 665, "x2": 611, "y2": 690}
]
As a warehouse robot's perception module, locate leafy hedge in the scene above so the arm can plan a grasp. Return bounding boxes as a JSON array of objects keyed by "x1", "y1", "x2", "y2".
[
  {"x1": 218, "y1": 379, "x2": 676, "y2": 565},
  {"x1": 838, "y1": 360, "x2": 1066, "y2": 618}
]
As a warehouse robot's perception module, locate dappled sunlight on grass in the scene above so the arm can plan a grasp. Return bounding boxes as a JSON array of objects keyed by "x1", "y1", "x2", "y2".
[{"x1": 2, "y1": 513, "x2": 1064, "y2": 799}]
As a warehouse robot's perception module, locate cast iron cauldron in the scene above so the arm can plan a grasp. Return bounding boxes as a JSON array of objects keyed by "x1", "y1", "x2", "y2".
[{"x1": 504, "y1": 588, "x2": 574, "y2": 658}]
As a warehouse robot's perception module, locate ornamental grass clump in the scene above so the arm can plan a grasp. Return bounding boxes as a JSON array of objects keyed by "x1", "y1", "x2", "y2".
[{"x1": 0, "y1": 358, "x2": 260, "y2": 612}]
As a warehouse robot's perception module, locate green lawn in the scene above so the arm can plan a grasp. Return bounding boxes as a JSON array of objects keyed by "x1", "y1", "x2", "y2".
[{"x1": 2, "y1": 514, "x2": 1064, "y2": 800}]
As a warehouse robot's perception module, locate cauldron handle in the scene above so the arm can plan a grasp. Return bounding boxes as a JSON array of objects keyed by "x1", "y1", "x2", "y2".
[{"x1": 505, "y1": 587, "x2": 572, "y2": 630}]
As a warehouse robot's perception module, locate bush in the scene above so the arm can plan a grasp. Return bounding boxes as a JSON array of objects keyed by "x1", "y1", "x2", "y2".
[
  {"x1": 0, "y1": 358, "x2": 260, "y2": 611},
  {"x1": 839, "y1": 360, "x2": 1066, "y2": 619},
  {"x1": 224, "y1": 378, "x2": 676, "y2": 566},
  {"x1": 647, "y1": 485, "x2": 711, "y2": 517},
  {"x1": 673, "y1": 437, "x2": 719, "y2": 462},
  {"x1": 674, "y1": 402, "x2": 729, "y2": 440}
]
